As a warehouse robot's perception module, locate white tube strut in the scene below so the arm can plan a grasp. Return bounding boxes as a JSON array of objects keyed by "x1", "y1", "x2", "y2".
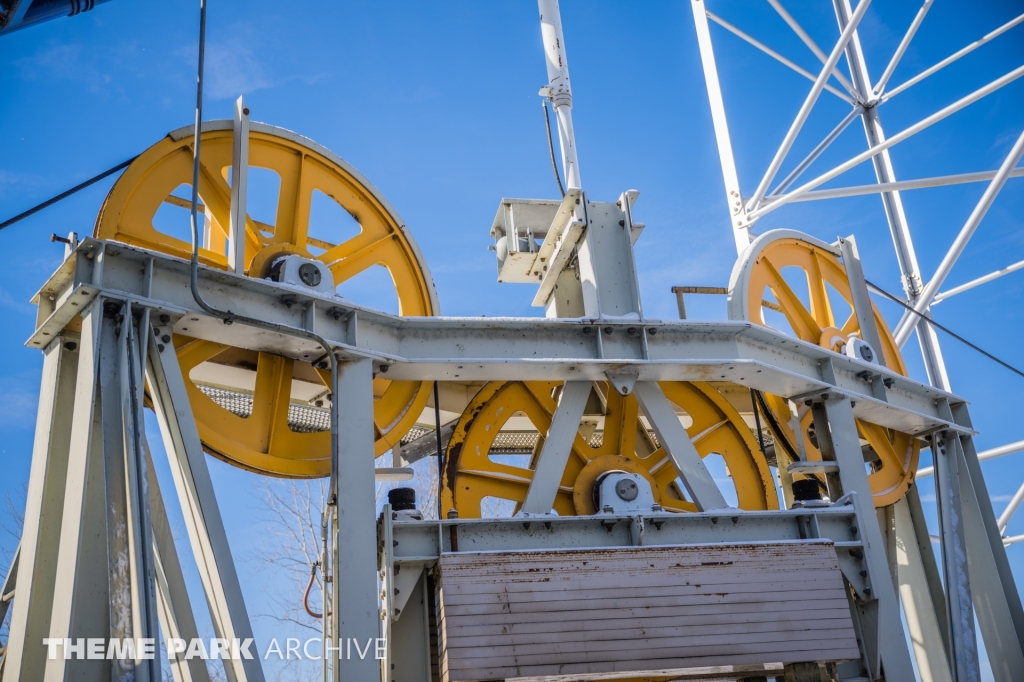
[
  {"x1": 893, "y1": 128, "x2": 1024, "y2": 346},
  {"x1": 691, "y1": 0, "x2": 751, "y2": 255},
  {"x1": 538, "y1": 0, "x2": 581, "y2": 189}
]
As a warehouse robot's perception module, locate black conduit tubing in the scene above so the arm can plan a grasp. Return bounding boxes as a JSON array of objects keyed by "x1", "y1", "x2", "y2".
[
  {"x1": 749, "y1": 388, "x2": 767, "y2": 457},
  {"x1": 542, "y1": 101, "x2": 566, "y2": 198},
  {"x1": 185, "y1": 0, "x2": 344, "y2": 504},
  {"x1": 0, "y1": 156, "x2": 138, "y2": 232}
]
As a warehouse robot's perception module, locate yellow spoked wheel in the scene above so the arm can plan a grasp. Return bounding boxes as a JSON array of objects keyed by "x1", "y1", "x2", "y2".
[
  {"x1": 727, "y1": 229, "x2": 919, "y2": 507},
  {"x1": 95, "y1": 122, "x2": 437, "y2": 477},
  {"x1": 441, "y1": 380, "x2": 778, "y2": 518}
]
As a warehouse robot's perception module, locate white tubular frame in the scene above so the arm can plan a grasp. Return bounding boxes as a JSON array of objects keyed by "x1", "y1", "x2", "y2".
[
  {"x1": 538, "y1": 0, "x2": 581, "y2": 190},
  {"x1": 691, "y1": 3, "x2": 1024, "y2": 680}
]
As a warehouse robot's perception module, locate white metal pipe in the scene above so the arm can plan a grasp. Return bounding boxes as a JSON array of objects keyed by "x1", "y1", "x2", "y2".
[
  {"x1": 997, "y1": 481, "x2": 1024, "y2": 533},
  {"x1": 229, "y1": 96, "x2": 250, "y2": 275},
  {"x1": 691, "y1": 0, "x2": 751, "y2": 255},
  {"x1": 766, "y1": 0, "x2": 860, "y2": 99},
  {"x1": 770, "y1": 105, "x2": 862, "y2": 196},
  {"x1": 705, "y1": 11, "x2": 854, "y2": 105},
  {"x1": 894, "y1": 128, "x2": 1024, "y2": 346},
  {"x1": 1003, "y1": 534, "x2": 1024, "y2": 547},
  {"x1": 917, "y1": 439, "x2": 1024, "y2": 478},
  {"x1": 882, "y1": 12, "x2": 1024, "y2": 102},
  {"x1": 750, "y1": 63, "x2": 1024, "y2": 220},
  {"x1": 747, "y1": 0, "x2": 871, "y2": 212},
  {"x1": 789, "y1": 166, "x2": 1024, "y2": 202},
  {"x1": 933, "y1": 257, "x2": 1024, "y2": 304},
  {"x1": 538, "y1": 0, "x2": 581, "y2": 189},
  {"x1": 873, "y1": 0, "x2": 933, "y2": 98}
]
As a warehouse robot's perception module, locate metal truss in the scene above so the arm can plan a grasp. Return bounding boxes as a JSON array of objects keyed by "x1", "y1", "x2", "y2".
[{"x1": 690, "y1": 2, "x2": 1024, "y2": 680}]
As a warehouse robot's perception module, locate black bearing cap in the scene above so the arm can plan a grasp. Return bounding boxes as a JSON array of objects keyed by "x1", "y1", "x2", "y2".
[
  {"x1": 388, "y1": 487, "x2": 417, "y2": 511},
  {"x1": 792, "y1": 478, "x2": 823, "y2": 502}
]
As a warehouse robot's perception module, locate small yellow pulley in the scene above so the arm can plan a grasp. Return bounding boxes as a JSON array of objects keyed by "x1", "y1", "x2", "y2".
[
  {"x1": 95, "y1": 122, "x2": 438, "y2": 477},
  {"x1": 442, "y1": 380, "x2": 779, "y2": 517},
  {"x1": 728, "y1": 229, "x2": 919, "y2": 507}
]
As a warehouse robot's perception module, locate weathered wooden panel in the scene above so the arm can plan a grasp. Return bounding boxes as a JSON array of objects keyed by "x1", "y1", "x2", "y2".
[{"x1": 436, "y1": 541, "x2": 859, "y2": 682}]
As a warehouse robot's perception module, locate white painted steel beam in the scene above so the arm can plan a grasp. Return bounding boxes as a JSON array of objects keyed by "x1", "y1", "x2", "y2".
[
  {"x1": 1, "y1": 335, "x2": 79, "y2": 680},
  {"x1": 538, "y1": 0, "x2": 580, "y2": 189},
  {"x1": 633, "y1": 381, "x2": 728, "y2": 511},
  {"x1": 769, "y1": 105, "x2": 862, "y2": 197},
  {"x1": 691, "y1": 0, "x2": 751, "y2": 254},
  {"x1": 933, "y1": 428, "x2": 982, "y2": 682},
  {"x1": 934, "y1": 257, "x2": 1024, "y2": 304},
  {"x1": 997, "y1": 481, "x2": 1024, "y2": 534},
  {"x1": 819, "y1": 395, "x2": 917, "y2": 681},
  {"x1": 330, "y1": 359, "x2": 379, "y2": 682},
  {"x1": 43, "y1": 302, "x2": 113, "y2": 681},
  {"x1": 704, "y1": 11, "x2": 855, "y2": 105},
  {"x1": 766, "y1": 0, "x2": 860, "y2": 98},
  {"x1": 882, "y1": 12, "x2": 1024, "y2": 102},
  {"x1": 146, "y1": 324, "x2": 264, "y2": 682},
  {"x1": 747, "y1": 0, "x2": 871, "y2": 213},
  {"x1": 229, "y1": 96, "x2": 250, "y2": 275},
  {"x1": 29, "y1": 240, "x2": 971, "y2": 439},
  {"x1": 893, "y1": 129, "x2": 1024, "y2": 346},
  {"x1": 918, "y1": 439, "x2": 1024, "y2": 478},
  {"x1": 952, "y1": 403, "x2": 1024, "y2": 682},
  {"x1": 873, "y1": 0, "x2": 933, "y2": 98},
  {"x1": 750, "y1": 63, "x2": 1024, "y2": 220},
  {"x1": 148, "y1": 442, "x2": 212, "y2": 682},
  {"x1": 787, "y1": 166, "x2": 1024, "y2": 202},
  {"x1": 838, "y1": 235, "x2": 885, "y2": 367},
  {"x1": 520, "y1": 381, "x2": 591, "y2": 515}
]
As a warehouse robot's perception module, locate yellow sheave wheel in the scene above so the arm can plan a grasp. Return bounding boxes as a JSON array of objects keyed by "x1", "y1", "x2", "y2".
[
  {"x1": 441, "y1": 381, "x2": 778, "y2": 518},
  {"x1": 95, "y1": 122, "x2": 438, "y2": 477},
  {"x1": 728, "y1": 229, "x2": 919, "y2": 507}
]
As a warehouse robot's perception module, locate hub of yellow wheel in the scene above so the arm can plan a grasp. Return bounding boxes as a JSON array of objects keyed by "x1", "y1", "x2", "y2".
[
  {"x1": 728, "y1": 229, "x2": 920, "y2": 507},
  {"x1": 96, "y1": 122, "x2": 437, "y2": 477},
  {"x1": 441, "y1": 380, "x2": 778, "y2": 518}
]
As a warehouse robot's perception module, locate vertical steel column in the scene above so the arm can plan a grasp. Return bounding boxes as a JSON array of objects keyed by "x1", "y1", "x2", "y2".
[
  {"x1": 44, "y1": 301, "x2": 113, "y2": 681},
  {"x1": 537, "y1": 0, "x2": 581, "y2": 189},
  {"x1": 894, "y1": 495, "x2": 953, "y2": 682},
  {"x1": 229, "y1": 96, "x2": 250, "y2": 275},
  {"x1": 950, "y1": 404, "x2": 1024, "y2": 682},
  {"x1": 833, "y1": 0, "x2": 951, "y2": 389},
  {"x1": 933, "y1": 427, "x2": 980, "y2": 682},
  {"x1": 330, "y1": 359, "x2": 379, "y2": 682},
  {"x1": 1, "y1": 333, "x2": 80, "y2": 680}
]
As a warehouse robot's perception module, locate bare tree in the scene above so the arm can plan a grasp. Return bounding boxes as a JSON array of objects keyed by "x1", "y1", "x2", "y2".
[{"x1": 248, "y1": 453, "x2": 438, "y2": 681}]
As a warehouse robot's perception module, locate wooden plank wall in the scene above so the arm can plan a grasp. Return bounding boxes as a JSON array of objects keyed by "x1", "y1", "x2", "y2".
[{"x1": 436, "y1": 541, "x2": 860, "y2": 682}]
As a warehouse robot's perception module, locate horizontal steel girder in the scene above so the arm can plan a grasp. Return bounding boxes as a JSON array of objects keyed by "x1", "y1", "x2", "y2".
[{"x1": 29, "y1": 239, "x2": 969, "y2": 438}]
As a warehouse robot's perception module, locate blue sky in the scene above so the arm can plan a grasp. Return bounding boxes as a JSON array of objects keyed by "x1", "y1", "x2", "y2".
[{"x1": 1, "y1": 1, "x2": 1023, "y2": 679}]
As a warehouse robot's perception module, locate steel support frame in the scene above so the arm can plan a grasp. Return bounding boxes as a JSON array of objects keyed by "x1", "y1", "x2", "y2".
[
  {"x1": 147, "y1": 316, "x2": 265, "y2": 682},
  {"x1": 1, "y1": 332, "x2": 80, "y2": 680},
  {"x1": 30, "y1": 240, "x2": 970, "y2": 441},
  {"x1": 7, "y1": 300, "x2": 163, "y2": 682},
  {"x1": 11, "y1": 244, "x2": 1005, "y2": 682},
  {"x1": 329, "y1": 358, "x2": 379, "y2": 682}
]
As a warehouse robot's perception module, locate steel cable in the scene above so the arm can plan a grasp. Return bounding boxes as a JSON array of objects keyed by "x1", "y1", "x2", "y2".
[
  {"x1": 0, "y1": 156, "x2": 138, "y2": 232},
  {"x1": 866, "y1": 279, "x2": 1024, "y2": 381}
]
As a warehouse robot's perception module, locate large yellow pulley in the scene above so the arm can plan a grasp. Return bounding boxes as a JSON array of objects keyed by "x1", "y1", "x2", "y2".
[
  {"x1": 441, "y1": 380, "x2": 779, "y2": 518},
  {"x1": 728, "y1": 229, "x2": 919, "y2": 507},
  {"x1": 95, "y1": 122, "x2": 438, "y2": 477}
]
